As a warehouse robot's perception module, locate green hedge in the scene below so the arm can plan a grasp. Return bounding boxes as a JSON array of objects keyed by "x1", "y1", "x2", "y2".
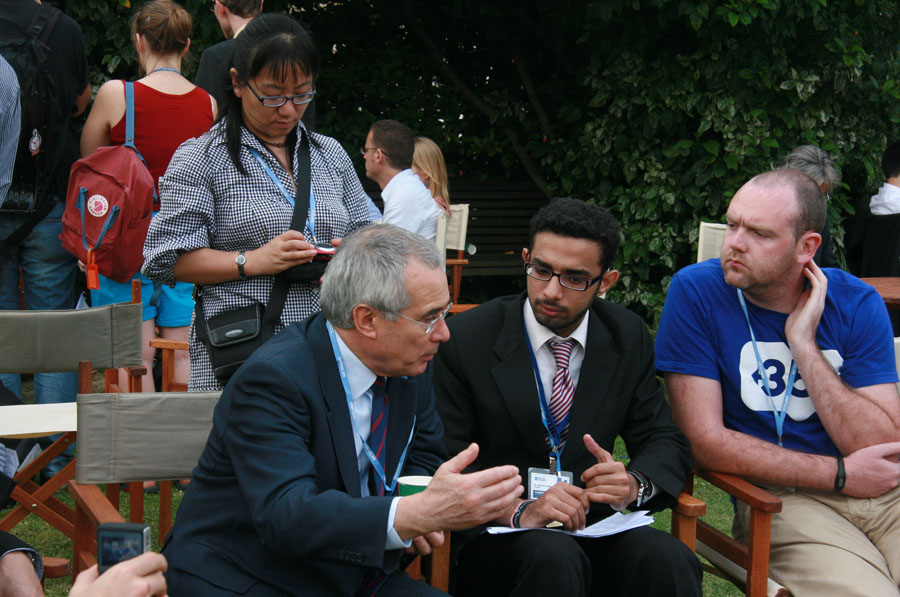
[{"x1": 72, "y1": 0, "x2": 900, "y2": 324}]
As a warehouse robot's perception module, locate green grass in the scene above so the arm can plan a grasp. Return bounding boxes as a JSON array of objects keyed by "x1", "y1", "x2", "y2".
[
  {"x1": 2, "y1": 487, "x2": 184, "y2": 597},
  {"x1": 612, "y1": 438, "x2": 743, "y2": 597}
]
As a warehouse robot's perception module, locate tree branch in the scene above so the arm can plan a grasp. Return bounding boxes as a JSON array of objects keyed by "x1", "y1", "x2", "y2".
[{"x1": 399, "y1": 0, "x2": 552, "y2": 198}]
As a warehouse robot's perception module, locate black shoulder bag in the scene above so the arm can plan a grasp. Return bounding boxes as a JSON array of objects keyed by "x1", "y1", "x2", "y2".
[{"x1": 195, "y1": 133, "x2": 324, "y2": 383}]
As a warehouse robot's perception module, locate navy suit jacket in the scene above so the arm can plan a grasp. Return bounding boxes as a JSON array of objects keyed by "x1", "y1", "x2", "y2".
[
  {"x1": 435, "y1": 293, "x2": 691, "y2": 525},
  {"x1": 163, "y1": 313, "x2": 446, "y2": 595}
]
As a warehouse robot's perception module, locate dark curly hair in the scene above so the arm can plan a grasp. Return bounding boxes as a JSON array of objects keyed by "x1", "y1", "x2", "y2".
[{"x1": 528, "y1": 197, "x2": 621, "y2": 271}]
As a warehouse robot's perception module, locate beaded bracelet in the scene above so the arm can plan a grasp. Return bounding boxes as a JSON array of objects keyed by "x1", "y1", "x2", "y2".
[{"x1": 510, "y1": 499, "x2": 535, "y2": 529}]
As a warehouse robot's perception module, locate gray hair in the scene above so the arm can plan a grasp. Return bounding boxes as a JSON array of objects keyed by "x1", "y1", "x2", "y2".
[
  {"x1": 777, "y1": 145, "x2": 841, "y2": 194},
  {"x1": 320, "y1": 224, "x2": 443, "y2": 328}
]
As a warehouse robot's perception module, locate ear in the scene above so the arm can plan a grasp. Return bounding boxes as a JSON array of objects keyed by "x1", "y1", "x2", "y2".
[
  {"x1": 521, "y1": 247, "x2": 530, "y2": 263},
  {"x1": 597, "y1": 269, "x2": 619, "y2": 295},
  {"x1": 229, "y1": 68, "x2": 243, "y2": 99},
  {"x1": 181, "y1": 38, "x2": 191, "y2": 57},
  {"x1": 351, "y1": 304, "x2": 379, "y2": 340},
  {"x1": 796, "y1": 231, "x2": 821, "y2": 265}
]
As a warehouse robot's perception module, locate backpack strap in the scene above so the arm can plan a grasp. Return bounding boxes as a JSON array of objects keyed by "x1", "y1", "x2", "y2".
[
  {"x1": 123, "y1": 81, "x2": 159, "y2": 203},
  {"x1": 124, "y1": 81, "x2": 138, "y2": 152},
  {"x1": 27, "y1": 3, "x2": 61, "y2": 43}
]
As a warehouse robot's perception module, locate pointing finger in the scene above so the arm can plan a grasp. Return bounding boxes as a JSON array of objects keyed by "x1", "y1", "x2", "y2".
[{"x1": 583, "y1": 434, "x2": 613, "y2": 463}]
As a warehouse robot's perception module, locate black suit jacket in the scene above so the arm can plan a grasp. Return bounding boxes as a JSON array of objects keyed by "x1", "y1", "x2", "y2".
[
  {"x1": 163, "y1": 313, "x2": 445, "y2": 595},
  {"x1": 435, "y1": 293, "x2": 690, "y2": 522}
]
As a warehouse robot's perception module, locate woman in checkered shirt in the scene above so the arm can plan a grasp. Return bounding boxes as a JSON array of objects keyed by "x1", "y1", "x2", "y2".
[{"x1": 143, "y1": 14, "x2": 371, "y2": 391}]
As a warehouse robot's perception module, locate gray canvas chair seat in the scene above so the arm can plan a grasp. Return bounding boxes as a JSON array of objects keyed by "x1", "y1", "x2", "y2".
[
  {"x1": 0, "y1": 301, "x2": 143, "y2": 544},
  {"x1": 0, "y1": 303, "x2": 143, "y2": 374},
  {"x1": 70, "y1": 391, "x2": 221, "y2": 575},
  {"x1": 76, "y1": 392, "x2": 221, "y2": 484}
]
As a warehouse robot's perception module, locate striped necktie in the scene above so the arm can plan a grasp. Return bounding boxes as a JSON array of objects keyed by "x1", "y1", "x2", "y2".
[
  {"x1": 368, "y1": 376, "x2": 388, "y2": 497},
  {"x1": 548, "y1": 339, "x2": 575, "y2": 443}
]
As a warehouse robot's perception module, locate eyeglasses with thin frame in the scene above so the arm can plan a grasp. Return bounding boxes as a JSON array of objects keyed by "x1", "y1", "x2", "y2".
[
  {"x1": 395, "y1": 302, "x2": 453, "y2": 334},
  {"x1": 360, "y1": 147, "x2": 388, "y2": 157},
  {"x1": 246, "y1": 81, "x2": 316, "y2": 108},
  {"x1": 524, "y1": 262, "x2": 605, "y2": 292}
]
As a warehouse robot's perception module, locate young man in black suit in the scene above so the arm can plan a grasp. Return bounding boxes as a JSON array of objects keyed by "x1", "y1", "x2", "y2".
[{"x1": 435, "y1": 198, "x2": 701, "y2": 596}]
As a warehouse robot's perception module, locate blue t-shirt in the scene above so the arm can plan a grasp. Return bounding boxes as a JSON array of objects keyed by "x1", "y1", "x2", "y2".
[{"x1": 655, "y1": 259, "x2": 898, "y2": 457}]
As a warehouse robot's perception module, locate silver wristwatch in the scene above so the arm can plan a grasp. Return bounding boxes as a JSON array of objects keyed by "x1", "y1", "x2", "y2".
[
  {"x1": 235, "y1": 250, "x2": 247, "y2": 280},
  {"x1": 628, "y1": 471, "x2": 650, "y2": 508}
]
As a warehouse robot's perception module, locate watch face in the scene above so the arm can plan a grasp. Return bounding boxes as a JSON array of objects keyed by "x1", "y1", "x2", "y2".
[{"x1": 236, "y1": 254, "x2": 247, "y2": 265}]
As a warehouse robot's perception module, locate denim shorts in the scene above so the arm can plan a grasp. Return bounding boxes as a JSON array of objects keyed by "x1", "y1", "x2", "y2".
[{"x1": 92, "y1": 271, "x2": 194, "y2": 328}]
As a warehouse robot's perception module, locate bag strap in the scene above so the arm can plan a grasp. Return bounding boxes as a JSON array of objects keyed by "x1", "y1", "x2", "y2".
[
  {"x1": 195, "y1": 129, "x2": 312, "y2": 343},
  {"x1": 28, "y1": 3, "x2": 61, "y2": 43},
  {"x1": 261, "y1": 130, "x2": 311, "y2": 338},
  {"x1": 124, "y1": 81, "x2": 137, "y2": 151},
  {"x1": 123, "y1": 81, "x2": 159, "y2": 203}
]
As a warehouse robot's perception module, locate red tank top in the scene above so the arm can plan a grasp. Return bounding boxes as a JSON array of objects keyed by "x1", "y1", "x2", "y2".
[{"x1": 109, "y1": 81, "x2": 214, "y2": 205}]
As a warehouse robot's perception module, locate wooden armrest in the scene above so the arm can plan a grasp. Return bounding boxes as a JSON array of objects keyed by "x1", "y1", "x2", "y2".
[
  {"x1": 449, "y1": 304, "x2": 479, "y2": 314},
  {"x1": 445, "y1": 258, "x2": 469, "y2": 266},
  {"x1": 675, "y1": 490, "x2": 706, "y2": 517},
  {"x1": 696, "y1": 470, "x2": 782, "y2": 513},
  {"x1": 69, "y1": 481, "x2": 124, "y2": 526},
  {"x1": 149, "y1": 338, "x2": 189, "y2": 351}
]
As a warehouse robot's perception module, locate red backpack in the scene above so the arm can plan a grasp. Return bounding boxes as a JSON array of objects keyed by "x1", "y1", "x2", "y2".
[{"x1": 60, "y1": 81, "x2": 155, "y2": 288}]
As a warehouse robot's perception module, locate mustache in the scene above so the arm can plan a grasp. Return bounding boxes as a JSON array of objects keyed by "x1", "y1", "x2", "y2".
[{"x1": 534, "y1": 298, "x2": 568, "y2": 313}]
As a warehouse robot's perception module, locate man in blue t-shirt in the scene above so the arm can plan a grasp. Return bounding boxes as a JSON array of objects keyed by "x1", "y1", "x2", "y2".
[{"x1": 656, "y1": 168, "x2": 900, "y2": 596}]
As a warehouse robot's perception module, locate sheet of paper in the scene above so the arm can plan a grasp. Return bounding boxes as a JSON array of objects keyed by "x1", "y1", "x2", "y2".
[{"x1": 486, "y1": 510, "x2": 654, "y2": 538}]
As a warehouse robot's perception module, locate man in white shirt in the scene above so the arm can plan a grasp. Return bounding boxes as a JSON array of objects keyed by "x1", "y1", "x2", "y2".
[
  {"x1": 363, "y1": 119, "x2": 442, "y2": 243},
  {"x1": 870, "y1": 140, "x2": 900, "y2": 215}
]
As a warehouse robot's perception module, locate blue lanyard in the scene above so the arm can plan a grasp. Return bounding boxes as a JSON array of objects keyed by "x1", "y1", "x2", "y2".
[
  {"x1": 522, "y1": 319, "x2": 570, "y2": 473},
  {"x1": 326, "y1": 321, "x2": 415, "y2": 496},
  {"x1": 736, "y1": 289, "x2": 797, "y2": 447},
  {"x1": 247, "y1": 146, "x2": 316, "y2": 241}
]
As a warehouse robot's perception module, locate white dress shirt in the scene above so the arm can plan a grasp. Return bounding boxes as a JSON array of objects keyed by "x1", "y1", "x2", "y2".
[
  {"x1": 381, "y1": 169, "x2": 442, "y2": 242},
  {"x1": 522, "y1": 299, "x2": 589, "y2": 399},
  {"x1": 521, "y1": 299, "x2": 656, "y2": 506},
  {"x1": 332, "y1": 331, "x2": 411, "y2": 549}
]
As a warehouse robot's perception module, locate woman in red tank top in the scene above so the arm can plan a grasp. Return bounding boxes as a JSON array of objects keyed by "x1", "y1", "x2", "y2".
[{"x1": 80, "y1": 0, "x2": 216, "y2": 394}]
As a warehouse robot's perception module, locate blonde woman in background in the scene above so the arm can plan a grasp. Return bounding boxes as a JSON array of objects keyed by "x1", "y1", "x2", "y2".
[{"x1": 412, "y1": 136, "x2": 451, "y2": 215}]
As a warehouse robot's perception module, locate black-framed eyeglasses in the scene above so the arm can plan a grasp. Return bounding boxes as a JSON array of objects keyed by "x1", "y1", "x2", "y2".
[
  {"x1": 524, "y1": 262, "x2": 605, "y2": 292},
  {"x1": 246, "y1": 82, "x2": 316, "y2": 108},
  {"x1": 360, "y1": 146, "x2": 388, "y2": 157},
  {"x1": 396, "y1": 302, "x2": 453, "y2": 334}
]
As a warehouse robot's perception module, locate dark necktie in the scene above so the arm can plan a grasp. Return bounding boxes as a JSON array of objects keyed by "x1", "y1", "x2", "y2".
[{"x1": 368, "y1": 376, "x2": 389, "y2": 497}]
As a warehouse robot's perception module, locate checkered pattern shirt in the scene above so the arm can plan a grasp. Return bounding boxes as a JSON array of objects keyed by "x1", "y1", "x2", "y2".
[
  {"x1": 143, "y1": 120, "x2": 371, "y2": 390},
  {"x1": 0, "y1": 54, "x2": 20, "y2": 204}
]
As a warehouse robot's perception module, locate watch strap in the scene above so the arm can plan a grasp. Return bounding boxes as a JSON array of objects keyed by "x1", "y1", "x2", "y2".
[{"x1": 236, "y1": 250, "x2": 247, "y2": 280}]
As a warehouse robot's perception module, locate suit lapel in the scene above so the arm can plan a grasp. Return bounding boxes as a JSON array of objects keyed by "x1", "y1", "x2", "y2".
[
  {"x1": 384, "y1": 376, "x2": 416, "y2": 489},
  {"x1": 490, "y1": 294, "x2": 549, "y2": 466},
  {"x1": 566, "y1": 304, "x2": 619, "y2": 462},
  {"x1": 309, "y1": 316, "x2": 363, "y2": 497}
]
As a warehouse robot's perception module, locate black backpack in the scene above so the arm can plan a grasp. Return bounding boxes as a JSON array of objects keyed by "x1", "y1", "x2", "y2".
[{"x1": 0, "y1": 3, "x2": 62, "y2": 214}]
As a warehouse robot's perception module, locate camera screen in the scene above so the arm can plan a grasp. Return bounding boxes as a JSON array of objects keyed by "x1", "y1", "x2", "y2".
[{"x1": 98, "y1": 531, "x2": 143, "y2": 569}]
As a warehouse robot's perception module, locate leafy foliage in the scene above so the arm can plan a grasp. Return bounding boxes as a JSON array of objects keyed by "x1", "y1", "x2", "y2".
[{"x1": 72, "y1": 0, "x2": 900, "y2": 324}]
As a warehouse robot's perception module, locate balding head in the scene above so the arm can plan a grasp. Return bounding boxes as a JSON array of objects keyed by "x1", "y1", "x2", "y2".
[{"x1": 742, "y1": 169, "x2": 826, "y2": 240}]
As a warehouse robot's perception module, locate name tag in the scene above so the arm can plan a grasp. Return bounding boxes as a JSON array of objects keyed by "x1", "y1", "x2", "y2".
[{"x1": 528, "y1": 467, "x2": 574, "y2": 499}]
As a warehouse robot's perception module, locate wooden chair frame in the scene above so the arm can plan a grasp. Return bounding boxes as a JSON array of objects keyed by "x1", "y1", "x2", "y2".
[{"x1": 673, "y1": 470, "x2": 787, "y2": 597}]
